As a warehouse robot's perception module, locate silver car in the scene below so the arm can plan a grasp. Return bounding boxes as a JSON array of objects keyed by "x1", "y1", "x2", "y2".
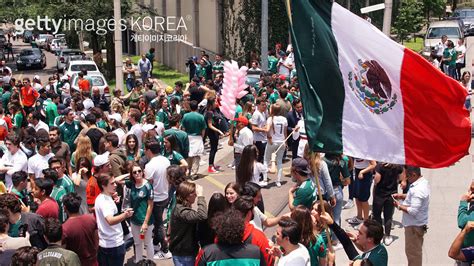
[{"x1": 70, "y1": 73, "x2": 111, "y2": 101}]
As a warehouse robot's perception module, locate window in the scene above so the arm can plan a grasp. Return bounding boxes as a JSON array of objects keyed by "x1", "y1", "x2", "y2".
[
  {"x1": 427, "y1": 27, "x2": 460, "y2": 39},
  {"x1": 70, "y1": 64, "x2": 98, "y2": 72}
]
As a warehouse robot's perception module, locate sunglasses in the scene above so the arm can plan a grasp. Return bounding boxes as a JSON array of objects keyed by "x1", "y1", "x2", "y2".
[{"x1": 133, "y1": 170, "x2": 142, "y2": 174}]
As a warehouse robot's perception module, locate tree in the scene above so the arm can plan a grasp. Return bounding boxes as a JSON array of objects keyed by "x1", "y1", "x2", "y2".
[
  {"x1": 423, "y1": 0, "x2": 445, "y2": 20},
  {"x1": 393, "y1": 0, "x2": 424, "y2": 43}
]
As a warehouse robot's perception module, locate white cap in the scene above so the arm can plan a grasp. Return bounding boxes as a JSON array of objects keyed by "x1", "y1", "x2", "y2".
[
  {"x1": 33, "y1": 75, "x2": 40, "y2": 80},
  {"x1": 108, "y1": 113, "x2": 122, "y2": 123},
  {"x1": 93, "y1": 151, "x2": 110, "y2": 167},
  {"x1": 142, "y1": 123, "x2": 156, "y2": 132}
]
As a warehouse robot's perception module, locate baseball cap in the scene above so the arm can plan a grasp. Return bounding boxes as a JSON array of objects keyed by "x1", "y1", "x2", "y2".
[
  {"x1": 142, "y1": 123, "x2": 157, "y2": 132},
  {"x1": 292, "y1": 158, "x2": 310, "y2": 175},
  {"x1": 234, "y1": 116, "x2": 249, "y2": 126},
  {"x1": 93, "y1": 152, "x2": 110, "y2": 167},
  {"x1": 279, "y1": 74, "x2": 286, "y2": 81},
  {"x1": 34, "y1": 75, "x2": 40, "y2": 81},
  {"x1": 108, "y1": 113, "x2": 122, "y2": 123}
]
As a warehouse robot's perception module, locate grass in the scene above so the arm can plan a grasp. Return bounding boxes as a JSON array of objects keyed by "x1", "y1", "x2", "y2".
[
  {"x1": 108, "y1": 55, "x2": 188, "y2": 90},
  {"x1": 403, "y1": 37, "x2": 424, "y2": 52}
]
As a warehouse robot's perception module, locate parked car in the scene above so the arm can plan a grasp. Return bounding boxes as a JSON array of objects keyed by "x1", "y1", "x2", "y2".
[
  {"x1": 48, "y1": 38, "x2": 67, "y2": 54},
  {"x1": 64, "y1": 60, "x2": 100, "y2": 77},
  {"x1": 54, "y1": 34, "x2": 66, "y2": 39},
  {"x1": 56, "y1": 49, "x2": 85, "y2": 72},
  {"x1": 422, "y1": 20, "x2": 463, "y2": 57},
  {"x1": 23, "y1": 31, "x2": 33, "y2": 43},
  {"x1": 16, "y1": 48, "x2": 46, "y2": 70},
  {"x1": 36, "y1": 34, "x2": 53, "y2": 49},
  {"x1": 70, "y1": 72, "x2": 111, "y2": 100},
  {"x1": 451, "y1": 8, "x2": 474, "y2": 31}
]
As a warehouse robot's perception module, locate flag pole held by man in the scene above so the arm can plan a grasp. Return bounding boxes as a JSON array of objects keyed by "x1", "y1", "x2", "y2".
[{"x1": 288, "y1": 0, "x2": 471, "y2": 168}]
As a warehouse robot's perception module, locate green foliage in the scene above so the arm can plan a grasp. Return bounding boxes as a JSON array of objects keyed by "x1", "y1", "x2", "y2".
[
  {"x1": 393, "y1": 0, "x2": 424, "y2": 42},
  {"x1": 423, "y1": 0, "x2": 445, "y2": 19}
]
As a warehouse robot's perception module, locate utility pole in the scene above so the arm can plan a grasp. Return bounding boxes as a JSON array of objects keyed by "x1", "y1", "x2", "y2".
[
  {"x1": 261, "y1": 0, "x2": 268, "y2": 72},
  {"x1": 382, "y1": 0, "x2": 393, "y2": 36},
  {"x1": 113, "y1": 0, "x2": 123, "y2": 91}
]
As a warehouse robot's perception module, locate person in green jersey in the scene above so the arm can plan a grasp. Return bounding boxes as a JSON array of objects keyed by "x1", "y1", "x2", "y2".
[
  {"x1": 58, "y1": 108, "x2": 82, "y2": 152},
  {"x1": 181, "y1": 101, "x2": 207, "y2": 177},
  {"x1": 118, "y1": 163, "x2": 154, "y2": 264},
  {"x1": 157, "y1": 97, "x2": 171, "y2": 129},
  {"x1": 8, "y1": 104, "x2": 23, "y2": 134},
  {"x1": 11, "y1": 171, "x2": 32, "y2": 212},
  {"x1": 1, "y1": 85, "x2": 11, "y2": 112},
  {"x1": 268, "y1": 50, "x2": 279, "y2": 74},
  {"x1": 164, "y1": 114, "x2": 189, "y2": 159},
  {"x1": 288, "y1": 158, "x2": 316, "y2": 210},
  {"x1": 163, "y1": 135, "x2": 188, "y2": 168},
  {"x1": 49, "y1": 158, "x2": 75, "y2": 194},
  {"x1": 212, "y1": 54, "x2": 224, "y2": 78},
  {"x1": 44, "y1": 169, "x2": 68, "y2": 223},
  {"x1": 44, "y1": 93, "x2": 60, "y2": 127},
  {"x1": 146, "y1": 48, "x2": 156, "y2": 75}
]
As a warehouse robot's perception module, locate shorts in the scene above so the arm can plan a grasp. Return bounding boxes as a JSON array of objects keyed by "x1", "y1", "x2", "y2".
[{"x1": 353, "y1": 168, "x2": 373, "y2": 202}]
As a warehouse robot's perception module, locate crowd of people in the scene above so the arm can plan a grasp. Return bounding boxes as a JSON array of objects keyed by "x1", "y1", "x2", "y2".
[{"x1": 0, "y1": 36, "x2": 469, "y2": 266}]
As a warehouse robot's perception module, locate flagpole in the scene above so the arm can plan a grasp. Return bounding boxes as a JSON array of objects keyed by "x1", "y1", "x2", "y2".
[{"x1": 309, "y1": 152, "x2": 334, "y2": 253}]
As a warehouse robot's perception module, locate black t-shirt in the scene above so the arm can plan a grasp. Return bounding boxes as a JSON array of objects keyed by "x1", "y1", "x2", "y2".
[
  {"x1": 86, "y1": 128, "x2": 104, "y2": 154},
  {"x1": 205, "y1": 111, "x2": 219, "y2": 128},
  {"x1": 374, "y1": 163, "x2": 403, "y2": 197}
]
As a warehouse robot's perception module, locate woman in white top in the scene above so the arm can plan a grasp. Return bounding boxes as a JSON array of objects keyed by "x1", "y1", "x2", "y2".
[
  {"x1": 264, "y1": 103, "x2": 288, "y2": 187},
  {"x1": 236, "y1": 145, "x2": 268, "y2": 187}
]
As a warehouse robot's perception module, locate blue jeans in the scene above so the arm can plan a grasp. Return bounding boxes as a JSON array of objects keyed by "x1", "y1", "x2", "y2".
[
  {"x1": 98, "y1": 244, "x2": 125, "y2": 266},
  {"x1": 173, "y1": 256, "x2": 195, "y2": 266},
  {"x1": 333, "y1": 186, "x2": 344, "y2": 226},
  {"x1": 126, "y1": 78, "x2": 135, "y2": 91}
]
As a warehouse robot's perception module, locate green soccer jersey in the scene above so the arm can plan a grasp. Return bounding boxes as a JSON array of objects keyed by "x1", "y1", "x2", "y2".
[
  {"x1": 293, "y1": 179, "x2": 316, "y2": 209},
  {"x1": 13, "y1": 112, "x2": 23, "y2": 129},
  {"x1": 164, "y1": 128, "x2": 189, "y2": 158},
  {"x1": 164, "y1": 150, "x2": 184, "y2": 166},
  {"x1": 157, "y1": 109, "x2": 170, "y2": 129},
  {"x1": 59, "y1": 121, "x2": 81, "y2": 152},
  {"x1": 268, "y1": 56, "x2": 279, "y2": 74},
  {"x1": 309, "y1": 234, "x2": 327, "y2": 266},
  {"x1": 125, "y1": 180, "x2": 154, "y2": 226},
  {"x1": 2, "y1": 91, "x2": 11, "y2": 111},
  {"x1": 354, "y1": 244, "x2": 388, "y2": 266},
  {"x1": 51, "y1": 186, "x2": 67, "y2": 223},
  {"x1": 44, "y1": 99, "x2": 59, "y2": 127},
  {"x1": 181, "y1": 112, "x2": 206, "y2": 136},
  {"x1": 213, "y1": 60, "x2": 224, "y2": 75},
  {"x1": 57, "y1": 176, "x2": 75, "y2": 194}
]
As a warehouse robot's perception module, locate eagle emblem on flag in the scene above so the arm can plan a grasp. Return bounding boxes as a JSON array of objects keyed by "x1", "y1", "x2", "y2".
[{"x1": 348, "y1": 59, "x2": 398, "y2": 114}]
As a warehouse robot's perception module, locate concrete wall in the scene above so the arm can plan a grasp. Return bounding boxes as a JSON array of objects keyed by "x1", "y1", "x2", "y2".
[{"x1": 129, "y1": 0, "x2": 226, "y2": 74}]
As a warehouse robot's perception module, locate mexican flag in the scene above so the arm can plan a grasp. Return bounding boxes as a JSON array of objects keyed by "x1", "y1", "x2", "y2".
[{"x1": 290, "y1": 0, "x2": 471, "y2": 168}]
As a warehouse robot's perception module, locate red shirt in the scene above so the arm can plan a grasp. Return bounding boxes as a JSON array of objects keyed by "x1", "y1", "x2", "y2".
[
  {"x1": 62, "y1": 214, "x2": 99, "y2": 266},
  {"x1": 36, "y1": 197, "x2": 59, "y2": 219},
  {"x1": 86, "y1": 176, "x2": 101, "y2": 206},
  {"x1": 20, "y1": 86, "x2": 39, "y2": 107},
  {"x1": 243, "y1": 223, "x2": 274, "y2": 266},
  {"x1": 78, "y1": 79, "x2": 90, "y2": 93}
]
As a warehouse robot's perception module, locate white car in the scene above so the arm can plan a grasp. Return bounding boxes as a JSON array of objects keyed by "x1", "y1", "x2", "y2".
[
  {"x1": 423, "y1": 20, "x2": 463, "y2": 57},
  {"x1": 50, "y1": 38, "x2": 67, "y2": 54},
  {"x1": 64, "y1": 60, "x2": 100, "y2": 77},
  {"x1": 36, "y1": 34, "x2": 53, "y2": 49},
  {"x1": 70, "y1": 73, "x2": 111, "y2": 100}
]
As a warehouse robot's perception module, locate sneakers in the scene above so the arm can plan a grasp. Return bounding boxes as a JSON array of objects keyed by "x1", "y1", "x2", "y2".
[
  {"x1": 258, "y1": 181, "x2": 268, "y2": 187},
  {"x1": 347, "y1": 216, "x2": 363, "y2": 225},
  {"x1": 343, "y1": 200, "x2": 354, "y2": 209},
  {"x1": 208, "y1": 166, "x2": 220, "y2": 174},
  {"x1": 227, "y1": 163, "x2": 234, "y2": 168},
  {"x1": 153, "y1": 250, "x2": 172, "y2": 260},
  {"x1": 384, "y1": 235, "x2": 394, "y2": 246},
  {"x1": 276, "y1": 182, "x2": 282, "y2": 187}
]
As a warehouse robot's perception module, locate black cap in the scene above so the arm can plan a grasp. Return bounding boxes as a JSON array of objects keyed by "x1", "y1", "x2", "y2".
[{"x1": 292, "y1": 158, "x2": 310, "y2": 175}]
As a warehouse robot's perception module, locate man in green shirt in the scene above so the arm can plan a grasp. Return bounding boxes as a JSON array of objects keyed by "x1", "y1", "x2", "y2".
[
  {"x1": 212, "y1": 54, "x2": 224, "y2": 78},
  {"x1": 59, "y1": 108, "x2": 82, "y2": 152},
  {"x1": 457, "y1": 181, "x2": 474, "y2": 248},
  {"x1": 11, "y1": 171, "x2": 31, "y2": 210},
  {"x1": 180, "y1": 101, "x2": 206, "y2": 178},
  {"x1": 37, "y1": 217, "x2": 81, "y2": 265},
  {"x1": 288, "y1": 158, "x2": 316, "y2": 209},
  {"x1": 146, "y1": 48, "x2": 156, "y2": 75},
  {"x1": 49, "y1": 157, "x2": 75, "y2": 194},
  {"x1": 268, "y1": 50, "x2": 279, "y2": 74},
  {"x1": 164, "y1": 114, "x2": 189, "y2": 158},
  {"x1": 44, "y1": 168, "x2": 67, "y2": 223},
  {"x1": 44, "y1": 93, "x2": 60, "y2": 127},
  {"x1": 353, "y1": 219, "x2": 388, "y2": 266},
  {"x1": 1, "y1": 86, "x2": 11, "y2": 112}
]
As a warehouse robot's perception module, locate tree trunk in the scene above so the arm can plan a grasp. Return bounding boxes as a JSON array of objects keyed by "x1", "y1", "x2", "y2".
[
  {"x1": 106, "y1": 30, "x2": 116, "y2": 81},
  {"x1": 90, "y1": 32, "x2": 100, "y2": 54}
]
